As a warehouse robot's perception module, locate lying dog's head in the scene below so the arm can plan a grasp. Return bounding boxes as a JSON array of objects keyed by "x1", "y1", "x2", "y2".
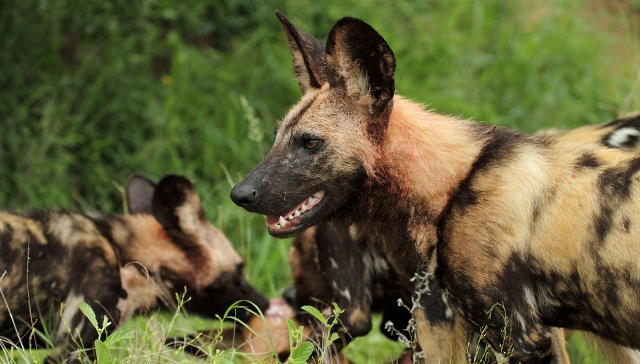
[
  {"x1": 122, "y1": 175, "x2": 269, "y2": 322},
  {"x1": 230, "y1": 12, "x2": 396, "y2": 238}
]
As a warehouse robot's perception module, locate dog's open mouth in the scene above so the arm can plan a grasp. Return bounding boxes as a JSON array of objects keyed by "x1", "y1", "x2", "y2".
[{"x1": 265, "y1": 190, "x2": 326, "y2": 235}]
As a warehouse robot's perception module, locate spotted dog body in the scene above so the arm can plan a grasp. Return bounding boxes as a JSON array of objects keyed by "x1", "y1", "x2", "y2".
[
  {"x1": 280, "y1": 117, "x2": 640, "y2": 363},
  {"x1": 231, "y1": 12, "x2": 640, "y2": 364},
  {"x1": 0, "y1": 210, "x2": 123, "y2": 356},
  {"x1": 0, "y1": 174, "x2": 268, "y2": 361}
]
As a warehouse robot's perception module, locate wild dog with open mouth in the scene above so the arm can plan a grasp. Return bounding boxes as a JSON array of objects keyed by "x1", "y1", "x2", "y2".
[
  {"x1": 231, "y1": 12, "x2": 640, "y2": 364},
  {"x1": 288, "y1": 110, "x2": 640, "y2": 361},
  {"x1": 0, "y1": 174, "x2": 268, "y2": 361}
]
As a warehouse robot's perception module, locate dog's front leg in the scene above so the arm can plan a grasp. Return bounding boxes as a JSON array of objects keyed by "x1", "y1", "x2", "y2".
[{"x1": 47, "y1": 249, "x2": 124, "y2": 363}]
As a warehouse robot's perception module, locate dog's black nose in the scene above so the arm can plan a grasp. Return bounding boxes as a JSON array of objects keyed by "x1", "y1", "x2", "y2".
[{"x1": 230, "y1": 183, "x2": 258, "y2": 207}]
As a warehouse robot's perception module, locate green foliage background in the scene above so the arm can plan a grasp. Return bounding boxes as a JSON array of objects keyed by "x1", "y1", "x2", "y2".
[{"x1": 1, "y1": 0, "x2": 639, "y2": 361}]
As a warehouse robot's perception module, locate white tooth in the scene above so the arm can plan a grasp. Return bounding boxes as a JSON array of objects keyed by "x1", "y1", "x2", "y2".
[
  {"x1": 301, "y1": 204, "x2": 308, "y2": 212},
  {"x1": 279, "y1": 216, "x2": 287, "y2": 226},
  {"x1": 288, "y1": 214, "x2": 294, "y2": 220},
  {"x1": 294, "y1": 210, "x2": 301, "y2": 217},
  {"x1": 308, "y1": 197, "x2": 316, "y2": 205},
  {"x1": 275, "y1": 224, "x2": 281, "y2": 229},
  {"x1": 314, "y1": 191, "x2": 325, "y2": 198}
]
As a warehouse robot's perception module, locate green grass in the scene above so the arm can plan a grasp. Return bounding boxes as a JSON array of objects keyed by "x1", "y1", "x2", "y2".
[{"x1": 1, "y1": 0, "x2": 639, "y2": 362}]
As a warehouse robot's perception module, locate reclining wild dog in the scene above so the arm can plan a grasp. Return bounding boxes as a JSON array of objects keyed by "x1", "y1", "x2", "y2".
[
  {"x1": 0, "y1": 174, "x2": 268, "y2": 361},
  {"x1": 230, "y1": 11, "x2": 640, "y2": 364}
]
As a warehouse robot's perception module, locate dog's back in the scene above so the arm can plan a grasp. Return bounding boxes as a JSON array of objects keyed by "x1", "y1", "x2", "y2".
[{"x1": 0, "y1": 209, "x2": 123, "y2": 355}]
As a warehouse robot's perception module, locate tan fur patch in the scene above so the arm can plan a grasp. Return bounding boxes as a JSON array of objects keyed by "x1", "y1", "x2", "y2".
[
  {"x1": 0, "y1": 212, "x2": 47, "y2": 247},
  {"x1": 415, "y1": 306, "x2": 471, "y2": 364}
]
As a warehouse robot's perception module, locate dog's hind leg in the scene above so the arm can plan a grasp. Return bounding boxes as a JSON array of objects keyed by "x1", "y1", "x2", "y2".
[
  {"x1": 550, "y1": 328, "x2": 570, "y2": 364},
  {"x1": 586, "y1": 333, "x2": 640, "y2": 364}
]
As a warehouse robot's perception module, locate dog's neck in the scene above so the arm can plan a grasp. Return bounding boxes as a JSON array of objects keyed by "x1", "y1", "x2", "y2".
[
  {"x1": 355, "y1": 96, "x2": 488, "y2": 277},
  {"x1": 382, "y1": 96, "x2": 486, "y2": 216}
]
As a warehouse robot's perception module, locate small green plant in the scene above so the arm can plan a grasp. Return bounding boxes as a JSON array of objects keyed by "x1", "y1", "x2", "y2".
[
  {"x1": 465, "y1": 302, "x2": 513, "y2": 364},
  {"x1": 78, "y1": 302, "x2": 134, "y2": 364},
  {"x1": 297, "y1": 303, "x2": 345, "y2": 363},
  {"x1": 466, "y1": 325, "x2": 492, "y2": 364},
  {"x1": 286, "y1": 317, "x2": 314, "y2": 364},
  {"x1": 486, "y1": 302, "x2": 514, "y2": 361}
]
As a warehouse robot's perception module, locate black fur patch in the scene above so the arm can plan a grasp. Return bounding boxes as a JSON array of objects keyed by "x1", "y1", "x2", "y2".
[
  {"x1": 418, "y1": 279, "x2": 451, "y2": 327},
  {"x1": 452, "y1": 188, "x2": 479, "y2": 216},
  {"x1": 593, "y1": 205, "x2": 614, "y2": 243},
  {"x1": 473, "y1": 127, "x2": 537, "y2": 172},
  {"x1": 325, "y1": 17, "x2": 395, "y2": 117},
  {"x1": 600, "y1": 114, "x2": 640, "y2": 128},
  {"x1": 594, "y1": 157, "x2": 640, "y2": 242},
  {"x1": 576, "y1": 153, "x2": 600, "y2": 169},
  {"x1": 152, "y1": 176, "x2": 190, "y2": 230},
  {"x1": 445, "y1": 126, "x2": 531, "y2": 219},
  {"x1": 0, "y1": 223, "x2": 18, "y2": 264}
]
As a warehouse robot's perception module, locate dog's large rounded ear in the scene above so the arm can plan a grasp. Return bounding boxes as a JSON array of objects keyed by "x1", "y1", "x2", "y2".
[
  {"x1": 151, "y1": 175, "x2": 204, "y2": 247},
  {"x1": 276, "y1": 11, "x2": 326, "y2": 93},
  {"x1": 325, "y1": 17, "x2": 395, "y2": 119},
  {"x1": 127, "y1": 174, "x2": 156, "y2": 215}
]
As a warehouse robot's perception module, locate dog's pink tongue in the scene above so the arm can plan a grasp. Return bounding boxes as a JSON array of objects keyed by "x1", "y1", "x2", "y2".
[{"x1": 264, "y1": 298, "x2": 295, "y2": 319}]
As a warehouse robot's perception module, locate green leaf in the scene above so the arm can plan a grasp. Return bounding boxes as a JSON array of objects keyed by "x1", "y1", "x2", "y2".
[
  {"x1": 286, "y1": 318, "x2": 296, "y2": 348},
  {"x1": 101, "y1": 315, "x2": 112, "y2": 331},
  {"x1": 290, "y1": 341, "x2": 314, "y2": 361},
  {"x1": 301, "y1": 305, "x2": 326, "y2": 325},
  {"x1": 78, "y1": 302, "x2": 98, "y2": 331},
  {"x1": 332, "y1": 302, "x2": 345, "y2": 316},
  {"x1": 95, "y1": 340, "x2": 111, "y2": 364},
  {"x1": 104, "y1": 330, "x2": 135, "y2": 345},
  {"x1": 327, "y1": 332, "x2": 340, "y2": 345}
]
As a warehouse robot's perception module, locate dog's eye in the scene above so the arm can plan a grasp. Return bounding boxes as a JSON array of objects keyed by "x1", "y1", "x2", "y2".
[{"x1": 305, "y1": 139, "x2": 320, "y2": 149}]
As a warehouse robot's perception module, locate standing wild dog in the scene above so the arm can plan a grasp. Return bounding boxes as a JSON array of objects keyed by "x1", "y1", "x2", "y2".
[
  {"x1": 0, "y1": 174, "x2": 268, "y2": 361},
  {"x1": 231, "y1": 12, "x2": 640, "y2": 363},
  {"x1": 288, "y1": 108, "x2": 640, "y2": 363},
  {"x1": 264, "y1": 107, "x2": 640, "y2": 363}
]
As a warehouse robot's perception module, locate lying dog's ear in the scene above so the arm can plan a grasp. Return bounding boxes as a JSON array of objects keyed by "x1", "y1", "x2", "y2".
[
  {"x1": 325, "y1": 17, "x2": 395, "y2": 119},
  {"x1": 276, "y1": 11, "x2": 326, "y2": 93},
  {"x1": 127, "y1": 174, "x2": 157, "y2": 215},
  {"x1": 151, "y1": 175, "x2": 204, "y2": 249}
]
